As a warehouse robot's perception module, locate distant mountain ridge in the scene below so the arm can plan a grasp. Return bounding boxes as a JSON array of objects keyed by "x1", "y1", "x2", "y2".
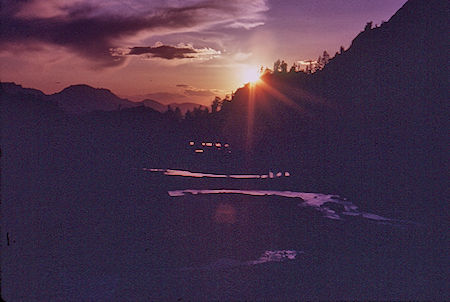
[
  {"x1": 1, "y1": 82, "x2": 208, "y2": 114},
  {"x1": 48, "y1": 84, "x2": 139, "y2": 114},
  {"x1": 141, "y1": 99, "x2": 166, "y2": 112}
]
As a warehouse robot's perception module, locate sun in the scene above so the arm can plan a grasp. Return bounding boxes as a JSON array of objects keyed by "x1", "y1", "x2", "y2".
[{"x1": 241, "y1": 65, "x2": 261, "y2": 84}]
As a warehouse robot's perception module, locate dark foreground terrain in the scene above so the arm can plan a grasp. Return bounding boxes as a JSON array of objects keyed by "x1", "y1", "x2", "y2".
[{"x1": 2, "y1": 164, "x2": 448, "y2": 301}]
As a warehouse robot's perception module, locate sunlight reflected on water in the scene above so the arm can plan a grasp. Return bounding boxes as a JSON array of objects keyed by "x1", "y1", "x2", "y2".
[
  {"x1": 168, "y1": 189, "x2": 394, "y2": 223},
  {"x1": 247, "y1": 250, "x2": 299, "y2": 265},
  {"x1": 143, "y1": 168, "x2": 291, "y2": 179},
  {"x1": 180, "y1": 250, "x2": 302, "y2": 271},
  {"x1": 214, "y1": 203, "x2": 237, "y2": 224}
]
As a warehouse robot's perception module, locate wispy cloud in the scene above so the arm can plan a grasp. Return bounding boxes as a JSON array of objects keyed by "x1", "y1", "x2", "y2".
[
  {"x1": 226, "y1": 21, "x2": 265, "y2": 30},
  {"x1": 1, "y1": 0, "x2": 268, "y2": 67}
]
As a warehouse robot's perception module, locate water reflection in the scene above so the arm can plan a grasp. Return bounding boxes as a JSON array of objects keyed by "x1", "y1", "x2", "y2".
[
  {"x1": 169, "y1": 189, "x2": 393, "y2": 222},
  {"x1": 181, "y1": 250, "x2": 301, "y2": 271},
  {"x1": 214, "y1": 203, "x2": 237, "y2": 224},
  {"x1": 163, "y1": 188, "x2": 404, "y2": 270},
  {"x1": 143, "y1": 168, "x2": 291, "y2": 179},
  {"x1": 144, "y1": 165, "x2": 407, "y2": 271},
  {"x1": 165, "y1": 192, "x2": 297, "y2": 266},
  {"x1": 247, "y1": 250, "x2": 299, "y2": 265},
  {"x1": 164, "y1": 169, "x2": 227, "y2": 178}
]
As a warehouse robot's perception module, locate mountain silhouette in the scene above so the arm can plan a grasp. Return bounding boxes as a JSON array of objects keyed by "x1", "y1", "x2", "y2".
[
  {"x1": 223, "y1": 0, "x2": 447, "y2": 147},
  {"x1": 1, "y1": 82, "x2": 47, "y2": 98},
  {"x1": 48, "y1": 84, "x2": 140, "y2": 114},
  {"x1": 320, "y1": 0, "x2": 447, "y2": 109},
  {"x1": 2, "y1": 82, "x2": 210, "y2": 114},
  {"x1": 215, "y1": 0, "x2": 448, "y2": 217}
]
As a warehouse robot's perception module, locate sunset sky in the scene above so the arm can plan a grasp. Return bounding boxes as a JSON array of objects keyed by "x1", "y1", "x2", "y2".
[{"x1": 1, "y1": 0, "x2": 407, "y2": 105}]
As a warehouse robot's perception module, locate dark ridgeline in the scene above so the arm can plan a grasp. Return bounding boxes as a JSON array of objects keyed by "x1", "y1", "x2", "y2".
[
  {"x1": 315, "y1": 0, "x2": 448, "y2": 219},
  {"x1": 48, "y1": 84, "x2": 141, "y2": 113},
  {"x1": 1, "y1": 0, "x2": 448, "y2": 300},
  {"x1": 3, "y1": 82, "x2": 206, "y2": 114},
  {"x1": 212, "y1": 0, "x2": 449, "y2": 220}
]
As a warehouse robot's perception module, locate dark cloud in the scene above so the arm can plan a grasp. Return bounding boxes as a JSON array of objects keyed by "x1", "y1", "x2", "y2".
[
  {"x1": 0, "y1": 0, "x2": 267, "y2": 67},
  {"x1": 176, "y1": 84, "x2": 190, "y2": 88},
  {"x1": 128, "y1": 45, "x2": 197, "y2": 59},
  {"x1": 114, "y1": 43, "x2": 220, "y2": 61},
  {"x1": 1, "y1": 7, "x2": 199, "y2": 67}
]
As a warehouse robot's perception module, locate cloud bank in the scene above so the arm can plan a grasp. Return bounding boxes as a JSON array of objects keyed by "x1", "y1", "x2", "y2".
[{"x1": 1, "y1": 0, "x2": 268, "y2": 67}]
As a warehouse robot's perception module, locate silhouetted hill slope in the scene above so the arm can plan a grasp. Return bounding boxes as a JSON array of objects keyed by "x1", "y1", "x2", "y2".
[
  {"x1": 314, "y1": 0, "x2": 448, "y2": 198},
  {"x1": 320, "y1": 0, "x2": 448, "y2": 110},
  {"x1": 2, "y1": 82, "x2": 69, "y2": 198},
  {"x1": 326, "y1": 0, "x2": 449, "y2": 217},
  {"x1": 1, "y1": 80, "x2": 184, "y2": 184},
  {"x1": 217, "y1": 0, "x2": 448, "y2": 219},
  {"x1": 224, "y1": 0, "x2": 447, "y2": 149},
  {"x1": 1, "y1": 82, "x2": 47, "y2": 98},
  {"x1": 1, "y1": 82, "x2": 63, "y2": 120}
]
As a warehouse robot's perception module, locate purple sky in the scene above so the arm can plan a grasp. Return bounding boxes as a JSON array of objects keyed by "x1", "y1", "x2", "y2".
[{"x1": 1, "y1": 0, "x2": 407, "y2": 105}]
